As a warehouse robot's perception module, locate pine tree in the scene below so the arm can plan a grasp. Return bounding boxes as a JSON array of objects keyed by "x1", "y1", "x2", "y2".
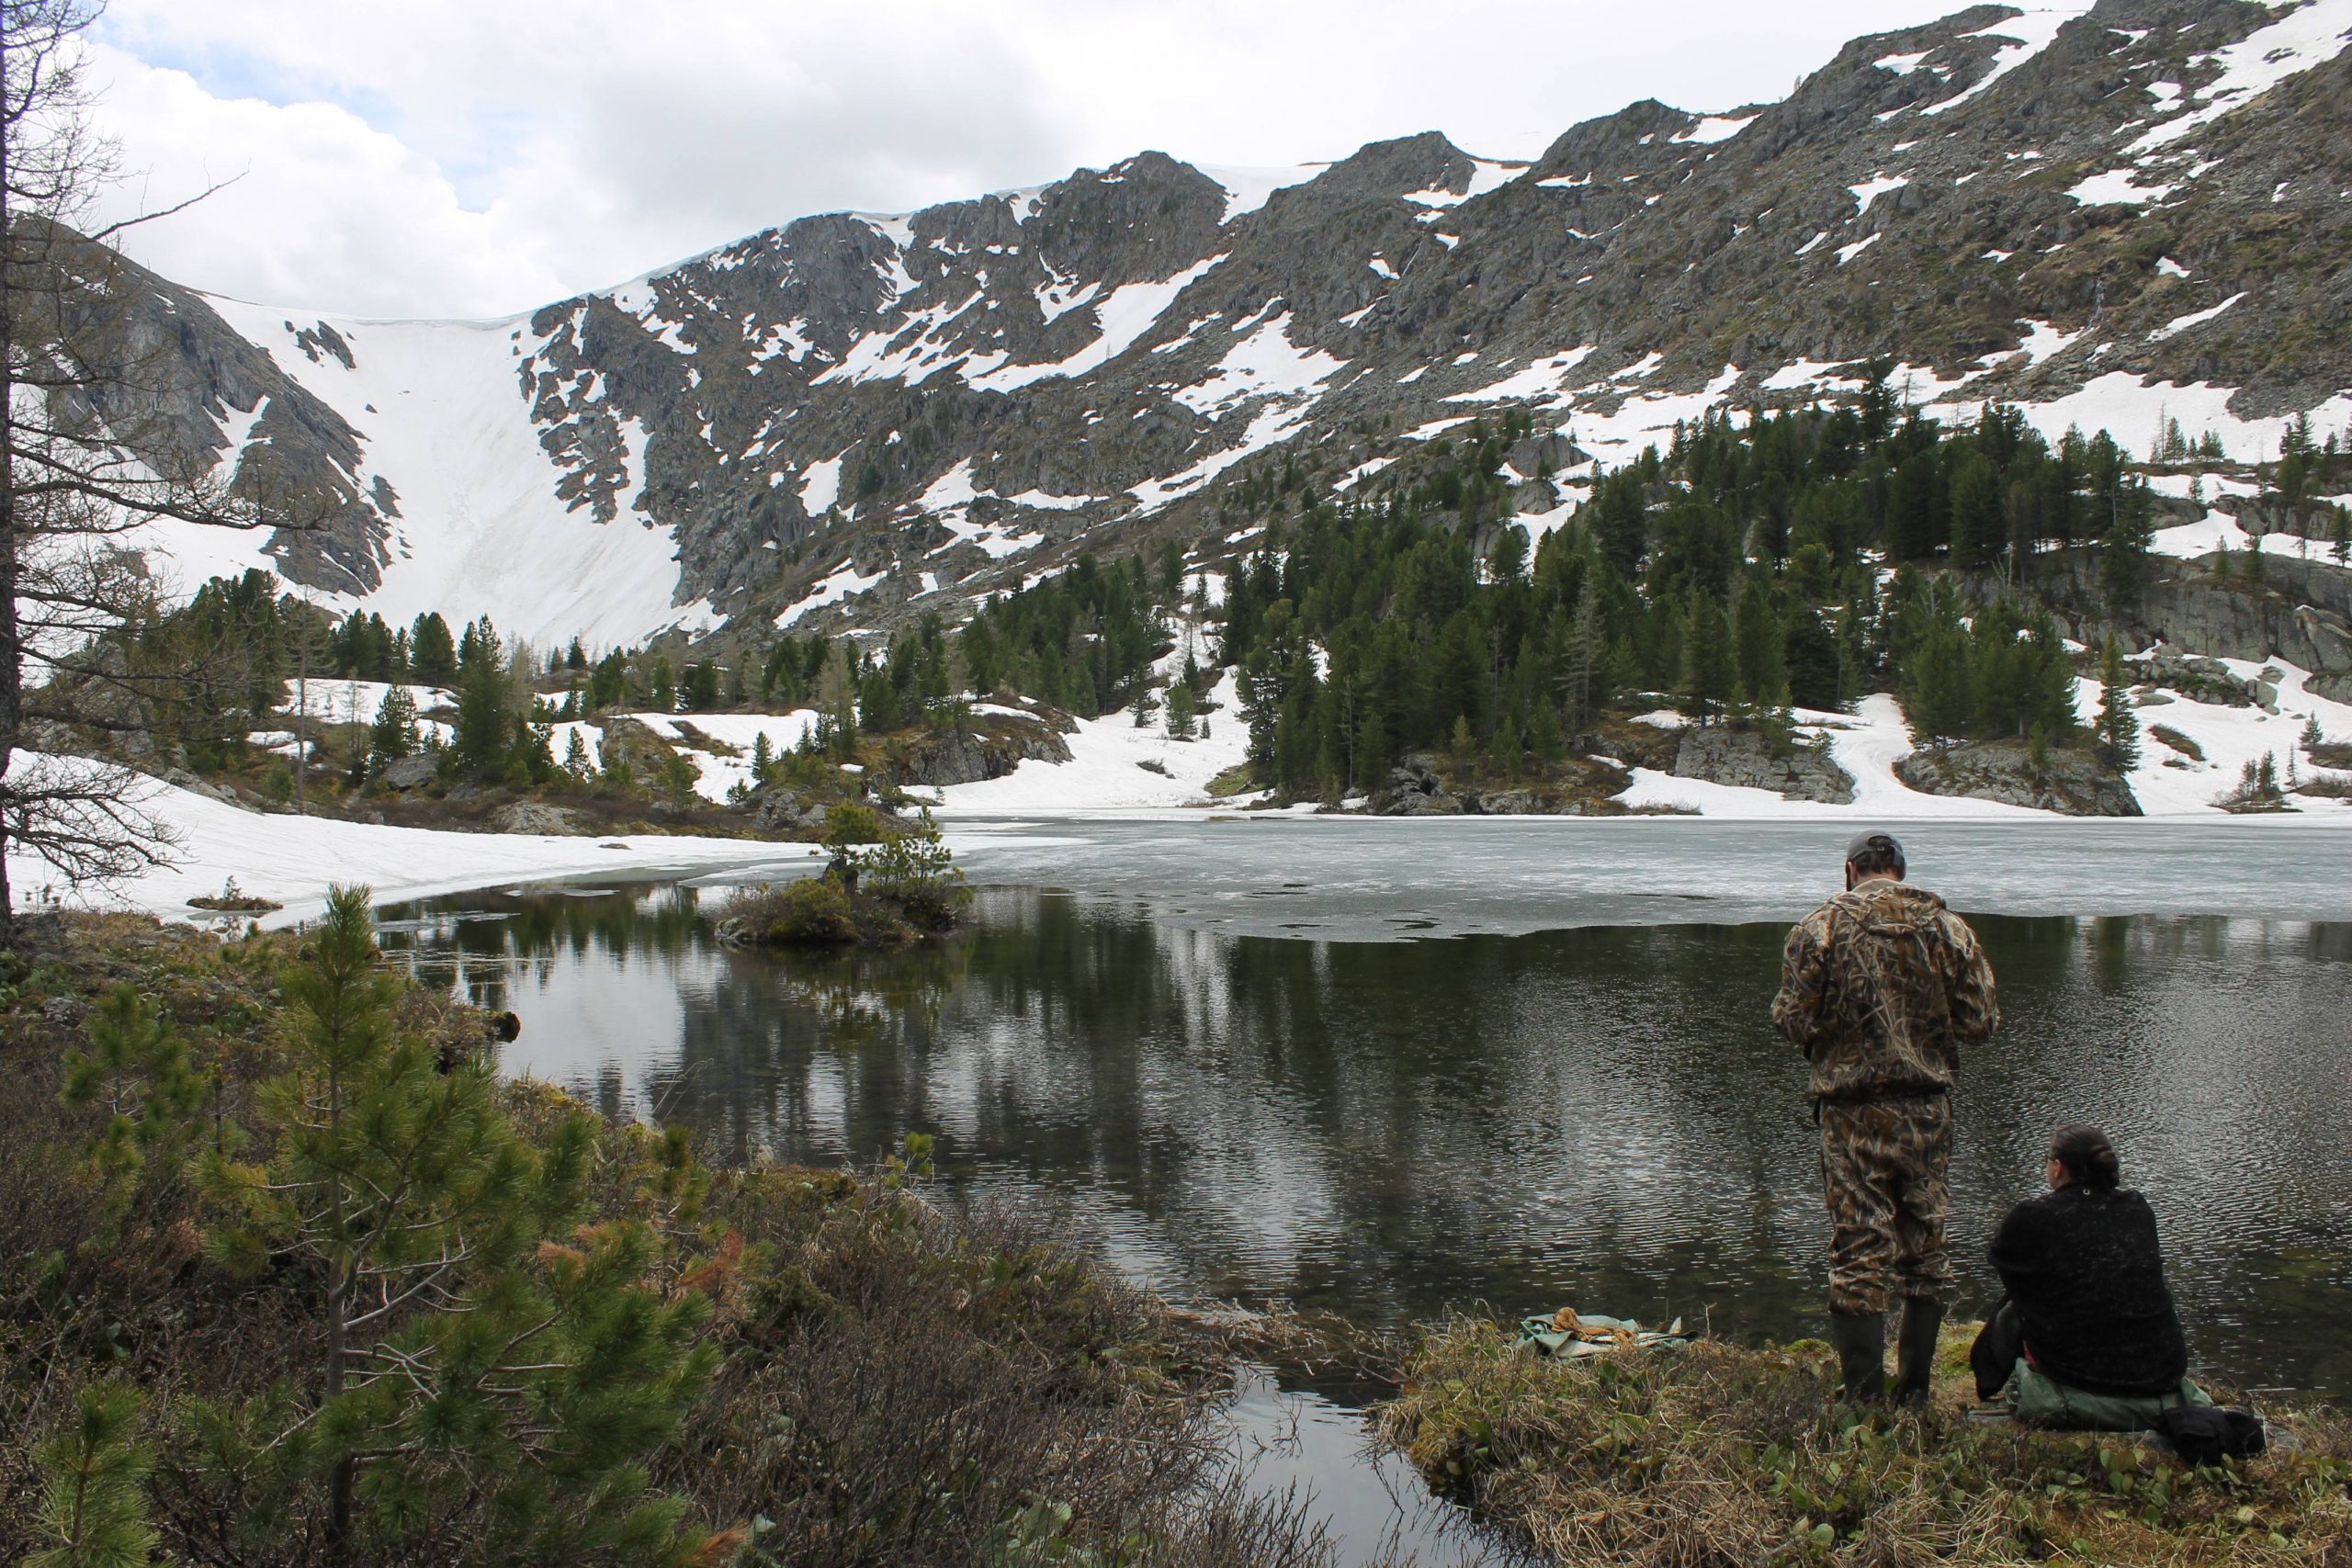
[
  {"x1": 563, "y1": 727, "x2": 594, "y2": 782},
  {"x1": 1560, "y1": 577, "x2": 1603, "y2": 729},
  {"x1": 2095, "y1": 637, "x2": 2141, "y2": 772},
  {"x1": 61, "y1": 987, "x2": 205, "y2": 1203},
  {"x1": 1731, "y1": 575, "x2": 1789, "y2": 712},
  {"x1": 1947, "y1": 452, "x2": 2004, "y2": 569},
  {"x1": 452, "y1": 646, "x2": 511, "y2": 778},
  {"x1": 1890, "y1": 449, "x2": 1946, "y2": 561},
  {"x1": 409, "y1": 614, "x2": 457, "y2": 685},
  {"x1": 1902, "y1": 616, "x2": 1975, "y2": 746},
  {"x1": 1677, "y1": 592, "x2": 1735, "y2": 724},
  {"x1": 1166, "y1": 679, "x2": 1196, "y2": 739},
  {"x1": 366, "y1": 687, "x2": 418, "y2": 773},
  {"x1": 2099, "y1": 479, "x2": 2157, "y2": 612},
  {"x1": 26, "y1": 1381, "x2": 157, "y2": 1568},
  {"x1": 195, "y1": 888, "x2": 718, "y2": 1563}
]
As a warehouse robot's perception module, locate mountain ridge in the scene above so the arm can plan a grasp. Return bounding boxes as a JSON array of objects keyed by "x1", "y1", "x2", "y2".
[{"x1": 84, "y1": 0, "x2": 2352, "y2": 649}]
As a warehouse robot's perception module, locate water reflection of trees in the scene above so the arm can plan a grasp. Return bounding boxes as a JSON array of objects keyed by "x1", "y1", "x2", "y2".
[{"x1": 379, "y1": 886, "x2": 710, "y2": 1014}]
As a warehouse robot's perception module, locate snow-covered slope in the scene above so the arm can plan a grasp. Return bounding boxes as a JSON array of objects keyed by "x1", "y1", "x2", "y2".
[
  {"x1": 3, "y1": 755, "x2": 810, "y2": 925},
  {"x1": 201, "y1": 300, "x2": 719, "y2": 649}
]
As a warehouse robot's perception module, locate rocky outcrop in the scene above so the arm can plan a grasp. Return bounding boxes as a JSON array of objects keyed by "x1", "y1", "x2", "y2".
[
  {"x1": 880, "y1": 716, "x2": 1072, "y2": 789},
  {"x1": 1895, "y1": 742, "x2": 2140, "y2": 816},
  {"x1": 490, "y1": 802, "x2": 586, "y2": 835},
  {"x1": 1381, "y1": 754, "x2": 1464, "y2": 815},
  {"x1": 1672, "y1": 726, "x2": 1855, "y2": 804},
  {"x1": 1376, "y1": 752, "x2": 1632, "y2": 816},
  {"x1": 373, "y1": 753, "x2": 439, "y2": 791},
  {"x1": 2127, "y1": 577, "x2": 2352, "y2": 699},
  {"x1": 749, "y1": 789, "x2": 835, "y2": 835},
  {"x1": 2120, "y1": 644, "x2": 2266, "y2": 707}
]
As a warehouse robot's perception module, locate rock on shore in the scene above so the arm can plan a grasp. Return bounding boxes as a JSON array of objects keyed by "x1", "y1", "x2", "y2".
[{"x1": 1895, "y1": 742, "x2": 2141, "y2": 817}]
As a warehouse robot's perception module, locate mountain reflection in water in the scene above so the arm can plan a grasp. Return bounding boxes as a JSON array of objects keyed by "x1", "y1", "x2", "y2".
[{"x1": 379, "y1": 883, "x2": 2352, "y2": 1400}]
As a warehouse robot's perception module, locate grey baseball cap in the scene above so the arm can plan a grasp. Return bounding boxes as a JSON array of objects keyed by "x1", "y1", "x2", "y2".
[{"x1": 1844, "y1": 829, "x2": 1905, "y2": 866}]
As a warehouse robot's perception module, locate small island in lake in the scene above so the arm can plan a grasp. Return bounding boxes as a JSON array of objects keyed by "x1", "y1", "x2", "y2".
[{"x1": 714, "y1": 803, "x2": 970, "y2": 945}]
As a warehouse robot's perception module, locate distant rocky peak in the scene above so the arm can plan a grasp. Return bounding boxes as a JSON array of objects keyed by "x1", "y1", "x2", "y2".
[
  {"x1": 1304, "y1": 131, "x2": 1479, "y2": 202},
  {"x1": 1024, "y1": 152, "x2": 1228, "y2": 286},
  {"x1": 1527, "y1": 100, "x2": 1707, "y2": 184}
]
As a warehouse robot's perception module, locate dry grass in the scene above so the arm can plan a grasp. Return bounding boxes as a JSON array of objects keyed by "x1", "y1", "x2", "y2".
[{"x1": 1377, "y1": 1320, "x2": 2352, "y2": 1566}]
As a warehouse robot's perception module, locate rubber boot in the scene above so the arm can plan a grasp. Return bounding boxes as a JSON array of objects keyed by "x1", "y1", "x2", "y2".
[
  {"x1": 1828, "y1": 1310, "x2": 1886, "y2": 1404},
  {"x1": 1894, "y1": 1296, "x2": 1946, "y2": 1410}
]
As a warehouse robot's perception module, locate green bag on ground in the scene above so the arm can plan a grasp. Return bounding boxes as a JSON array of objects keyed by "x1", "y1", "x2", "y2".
[{"x1": 2005, "y1": 1360, "x2": 2212, "y2": 1431}]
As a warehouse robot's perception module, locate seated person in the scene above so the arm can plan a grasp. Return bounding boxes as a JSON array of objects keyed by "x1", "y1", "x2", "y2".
[{"x1": 1971, "y1": 1125, "x2": 2211, "y2": 1429}]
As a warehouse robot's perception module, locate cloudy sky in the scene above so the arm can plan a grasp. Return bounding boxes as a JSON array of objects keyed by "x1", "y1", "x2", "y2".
[{"x1": 85, "y1": 0, "x2": 1995, "y2": 321}]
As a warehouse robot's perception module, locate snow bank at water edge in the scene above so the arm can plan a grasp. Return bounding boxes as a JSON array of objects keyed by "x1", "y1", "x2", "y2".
[
  {"x1": 924, "y1": 673, "x2": 1251, "y2": 814},
  {"x1": 1620, "y1": 671, "x2": 2352, "y2": 821},
  {"x1": 3, "y1": 755, "x2": 808, "y2": 926},
  {"x1": 1617, "y1": 696, "x2": 2051, "y2": 820}
]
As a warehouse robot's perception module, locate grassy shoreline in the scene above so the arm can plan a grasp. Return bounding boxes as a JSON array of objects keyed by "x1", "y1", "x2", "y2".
[{"x1": 1376, "y1": 1318, "x2": 2352, "y2": 1565}]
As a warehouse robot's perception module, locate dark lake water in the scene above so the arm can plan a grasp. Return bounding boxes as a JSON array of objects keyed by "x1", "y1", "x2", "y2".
[{"x1": 379, "y1": 872, "x2": 2352, "y2": 1400}]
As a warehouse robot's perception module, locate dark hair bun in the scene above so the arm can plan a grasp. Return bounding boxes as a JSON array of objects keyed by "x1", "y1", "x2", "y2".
[{"x1": 2051, "y1": 1124, "x2": 2121, "y2": 1190}]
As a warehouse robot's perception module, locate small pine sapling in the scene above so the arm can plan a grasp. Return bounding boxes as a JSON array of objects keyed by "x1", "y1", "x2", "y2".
[
  {"x1": 1166, "y1": 680, "x2": 1196, "y2": 739},
  {"x1": 27, "y1": 1381, "x2": 157, "y2": 1568},
  {"x1": 195, "y1": 886, "x2": 719, "y2": 1563},
  {"x1": 61, "y1": 987, "x2": 207, "y2": 1213}
]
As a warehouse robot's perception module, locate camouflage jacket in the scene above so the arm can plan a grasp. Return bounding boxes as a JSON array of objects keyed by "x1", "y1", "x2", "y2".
[{"x1": 1771, "y1": 879, "x2": 2000, "y2": 1101}]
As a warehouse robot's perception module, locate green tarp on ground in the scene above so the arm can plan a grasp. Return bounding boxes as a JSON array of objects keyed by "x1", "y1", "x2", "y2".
[{"x1": 1518, "y1": 1310, "x2": 1692, "y2": 1359}]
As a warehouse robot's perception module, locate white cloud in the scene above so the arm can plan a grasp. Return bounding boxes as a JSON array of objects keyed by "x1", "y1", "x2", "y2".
[{"x1": 85, "y1": 0, "x2": 1974, "y2": 319}]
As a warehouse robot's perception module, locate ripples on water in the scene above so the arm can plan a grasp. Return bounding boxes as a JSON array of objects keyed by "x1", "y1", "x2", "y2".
[{"x1": 381, "y1": 872, "x2": 2352, "y2": 1402}]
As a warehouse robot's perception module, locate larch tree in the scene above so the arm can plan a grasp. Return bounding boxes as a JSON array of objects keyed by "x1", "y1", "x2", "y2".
[{"x1": 2, "y1": 0, "x2": 304, "y2": 936}]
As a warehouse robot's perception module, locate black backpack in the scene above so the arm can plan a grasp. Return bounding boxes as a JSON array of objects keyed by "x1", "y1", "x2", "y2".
[{"x1": 2154, "y1": 1405, "x2": 2267, "y2": 1465}]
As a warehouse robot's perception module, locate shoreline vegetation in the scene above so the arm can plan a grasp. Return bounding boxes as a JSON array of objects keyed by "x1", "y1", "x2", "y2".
[
  {"x1": 1382, "y1": 1321, "x2": 2352, "y2": 1565},
  {"x1": 4, "y1": 910, "x2": 2346, "y2": 1565},
  {"x1": 0, "y1": 910, "x2": 1321, "y2": 1566}
]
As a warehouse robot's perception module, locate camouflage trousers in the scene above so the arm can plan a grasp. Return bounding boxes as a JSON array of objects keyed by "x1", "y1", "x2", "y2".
[{"x1": 1818, "y1": 1096, "x2": 1952, "y2": 1315}]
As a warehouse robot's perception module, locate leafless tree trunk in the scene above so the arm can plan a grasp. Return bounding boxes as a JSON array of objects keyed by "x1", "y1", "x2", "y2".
[{"x1": 2, "y1": 0, "x2": 300, "y2": 937}]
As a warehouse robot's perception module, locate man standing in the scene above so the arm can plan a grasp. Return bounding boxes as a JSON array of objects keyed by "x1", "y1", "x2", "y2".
[{"x1": 1773, "y1": 830, "x2": 1999, "y2": 1405}]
